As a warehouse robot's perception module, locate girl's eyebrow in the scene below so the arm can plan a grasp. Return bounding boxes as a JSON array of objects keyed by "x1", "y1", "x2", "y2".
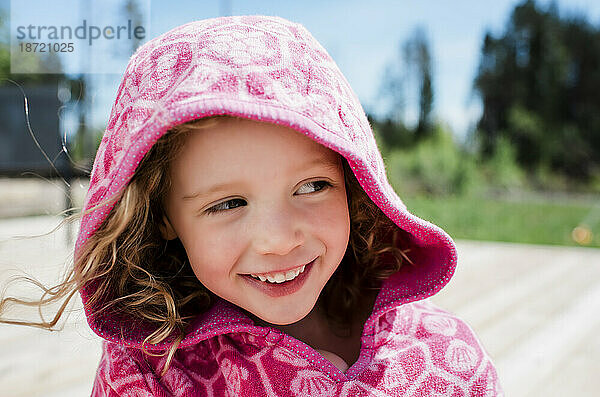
[
  {"x1": 298, "y1": 154, "x2": 340, "y2": 174},
  {"x1": 182, "y1": 181, "x2": 240, "y2": 201},
  {"x1": 181, "y1": 154, "x2": 340, "y2": 201}
]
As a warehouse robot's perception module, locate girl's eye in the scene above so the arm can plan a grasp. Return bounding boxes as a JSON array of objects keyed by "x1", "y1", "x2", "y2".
[
  {"x1": 204, "y1": 181, "x2": 332, "y2": 215},
  {"x1": 296, "y1": 180, "x2": 332, "y2": 195},
  {"x1": 205, "y1": 198, "x2": 246, "y2": 215}
]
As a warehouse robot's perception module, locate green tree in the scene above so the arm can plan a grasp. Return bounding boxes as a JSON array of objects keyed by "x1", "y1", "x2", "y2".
[
  {"x1": 377, "y1": 26, "x2": 435, "y2": 149},
  {"x1": 474, "y1": 0, "x2": 600, "y2": 184},
  {"x1": 404, "y1": 27, "x2": 434, "y2": 140}
]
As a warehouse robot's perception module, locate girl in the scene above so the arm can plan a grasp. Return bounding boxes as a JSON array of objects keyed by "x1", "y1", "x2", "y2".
[{"x1": 2, "y1": 15, "x2": 502, "y2": 396}]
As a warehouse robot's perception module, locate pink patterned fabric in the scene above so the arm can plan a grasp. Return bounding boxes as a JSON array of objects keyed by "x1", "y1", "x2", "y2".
[
  {"x1": 76, "y1": 15, "x2": 502, "y2": 396},
  {"x1": 92, "y1": 300, "x2": 501, "y2": 396}
]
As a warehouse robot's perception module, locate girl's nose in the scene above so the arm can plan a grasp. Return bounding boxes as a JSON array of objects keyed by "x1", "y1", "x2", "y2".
[{"x1": 251, "y1": 204, "x2": 304, "y2": 256}]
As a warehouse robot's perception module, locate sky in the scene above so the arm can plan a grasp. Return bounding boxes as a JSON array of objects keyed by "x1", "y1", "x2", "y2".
[{"x1": 5, "y1": 0, "x2": 600, "y2": 142}]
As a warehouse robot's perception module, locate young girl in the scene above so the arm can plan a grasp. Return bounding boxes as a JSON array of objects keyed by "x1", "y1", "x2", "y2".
[{"x1": 3, "y1": 15, "x2": 502, "y2": 396}]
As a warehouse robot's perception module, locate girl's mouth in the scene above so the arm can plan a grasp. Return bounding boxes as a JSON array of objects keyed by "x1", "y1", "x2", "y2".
[
  {"x1": 241, "y1": 258, "x2": 316, "y2": 298},
  {"x1": 248, "y1": 263, "x2": 308, "y2": 283}
]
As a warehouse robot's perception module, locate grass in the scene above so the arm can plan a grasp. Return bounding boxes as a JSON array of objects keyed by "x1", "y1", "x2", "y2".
[{"x1": 400, "y1": 194, "x2": 600, "y2": 248}]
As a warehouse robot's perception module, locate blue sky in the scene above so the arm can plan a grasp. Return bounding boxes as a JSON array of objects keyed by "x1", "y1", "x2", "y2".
[{"x1": 5, "y1": 0, "x2": 600, "y2": 141}]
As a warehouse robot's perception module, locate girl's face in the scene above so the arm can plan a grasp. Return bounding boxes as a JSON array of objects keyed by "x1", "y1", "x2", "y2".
[{"x1": 160, "y1": 118, "x2": 350, "y2": 325}]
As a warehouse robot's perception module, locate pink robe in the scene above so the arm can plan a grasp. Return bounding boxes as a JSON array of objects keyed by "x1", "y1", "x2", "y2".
[
  {"x1": 75, "y1": 15, "x2": 503, "y2": 396},
  {"x1": 92, "y1": 297, "x2": 501, "y2": 396}
]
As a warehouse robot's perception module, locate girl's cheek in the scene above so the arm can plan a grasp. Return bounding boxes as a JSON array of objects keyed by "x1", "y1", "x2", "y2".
[{"x1": 311, "y1": 192, "x2": 350, "y2": 227}]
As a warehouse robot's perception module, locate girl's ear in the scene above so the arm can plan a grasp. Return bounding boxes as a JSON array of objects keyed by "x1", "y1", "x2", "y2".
[{"x1": 159, "y1": 214, "x2": 178, "y2": 240}]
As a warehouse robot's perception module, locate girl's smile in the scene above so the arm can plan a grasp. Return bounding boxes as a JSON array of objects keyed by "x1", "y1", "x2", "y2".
[
  {"x1": 245, "y1": 256, "x2": 315, "y2": 281},
  {"x1": 159, "y1": 117, "x2": 350, "y2": 326},
  {"x1": 241, "y1": 257, "x2": 317, "y2": 298}
]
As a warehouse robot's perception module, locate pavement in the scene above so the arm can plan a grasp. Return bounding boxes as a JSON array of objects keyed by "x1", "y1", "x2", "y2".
[{"x1": 1, "y1": 178, "x2": 599, "y2": 396}]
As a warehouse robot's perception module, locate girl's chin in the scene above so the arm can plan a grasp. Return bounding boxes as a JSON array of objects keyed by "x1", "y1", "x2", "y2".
[
  {"x1": 248, "y1": 311, "x2": 309, "y2": 327},
  {"x1": 242, "y1": 304, "x2": 316, "y2": 327}
]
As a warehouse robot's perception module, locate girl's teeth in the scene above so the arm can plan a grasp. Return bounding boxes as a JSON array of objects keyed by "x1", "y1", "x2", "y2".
[
  {"x1": 270, "y1": 273, "x2": 285, "y2": 283},
  {"x1": 250, "y1": 263, "x2": 309, "y2": 283}
]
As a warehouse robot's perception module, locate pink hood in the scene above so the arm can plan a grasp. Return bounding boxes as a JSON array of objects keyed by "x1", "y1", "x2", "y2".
[{"x1": 76, "y1": 14, "x2": 456, "y2": 350}]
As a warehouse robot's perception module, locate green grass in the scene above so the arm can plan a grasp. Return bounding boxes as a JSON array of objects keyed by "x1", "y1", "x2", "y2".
[{"x1": 400, "y1": 195, "x2": 600, "y2": 248}]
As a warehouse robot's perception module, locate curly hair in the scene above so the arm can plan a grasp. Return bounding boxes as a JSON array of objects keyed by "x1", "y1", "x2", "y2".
[{"x1": 0, "y1": 115, "x2": 414, "y2": 376}]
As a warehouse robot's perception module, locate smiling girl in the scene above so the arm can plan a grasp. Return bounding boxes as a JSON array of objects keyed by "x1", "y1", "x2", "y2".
[{"x1": 1, "y1": 15, "x2": 502, "y2": 396}]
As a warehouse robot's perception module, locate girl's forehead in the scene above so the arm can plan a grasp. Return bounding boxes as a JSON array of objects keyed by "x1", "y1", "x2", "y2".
[
  {"x1": 179, "y1": 118, "x2": 339, "y2": 162},
  {"x1": 169, "y1": 118, "x2": 342, "y2": 188}
]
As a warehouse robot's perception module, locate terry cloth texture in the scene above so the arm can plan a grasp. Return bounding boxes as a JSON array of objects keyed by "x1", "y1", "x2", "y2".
[{"x1": 75, "y1": 15, "x2": 502, "y2": 396}]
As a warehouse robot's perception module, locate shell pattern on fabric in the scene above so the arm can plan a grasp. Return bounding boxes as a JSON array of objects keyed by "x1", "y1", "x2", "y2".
[{"x1": 92, "y1": 301, "x2": 503, "y2": 396}]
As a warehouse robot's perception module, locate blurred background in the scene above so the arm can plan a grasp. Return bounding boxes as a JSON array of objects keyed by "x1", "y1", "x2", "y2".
[{"x1": 0, "y1": 0, "x2": 599, "y2": 396}]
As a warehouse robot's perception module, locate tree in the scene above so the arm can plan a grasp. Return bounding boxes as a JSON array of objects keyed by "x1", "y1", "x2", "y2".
[
  {"x1": 474, "y1": 0, "x2": 600, "y2": 183},
  {"x1": 377, "y1": 26, "x2": 435, "y2": 148},
  {"x1": 404, "y1": 27, "x2": 434, "y2": 140}
]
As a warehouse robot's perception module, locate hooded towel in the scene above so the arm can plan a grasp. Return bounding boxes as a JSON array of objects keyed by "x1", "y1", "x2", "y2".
[{"x1": 75, "y1": 15, "x2": 502, "y2": 396}]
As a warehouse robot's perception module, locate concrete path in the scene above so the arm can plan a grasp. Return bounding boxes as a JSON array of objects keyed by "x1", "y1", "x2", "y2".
[
  {"x1": 0, "y1": 215, "x2": 599, "y2": 396},
  {"x1": 430, "y1": 240, "x2": 600, "y2": 396}
]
